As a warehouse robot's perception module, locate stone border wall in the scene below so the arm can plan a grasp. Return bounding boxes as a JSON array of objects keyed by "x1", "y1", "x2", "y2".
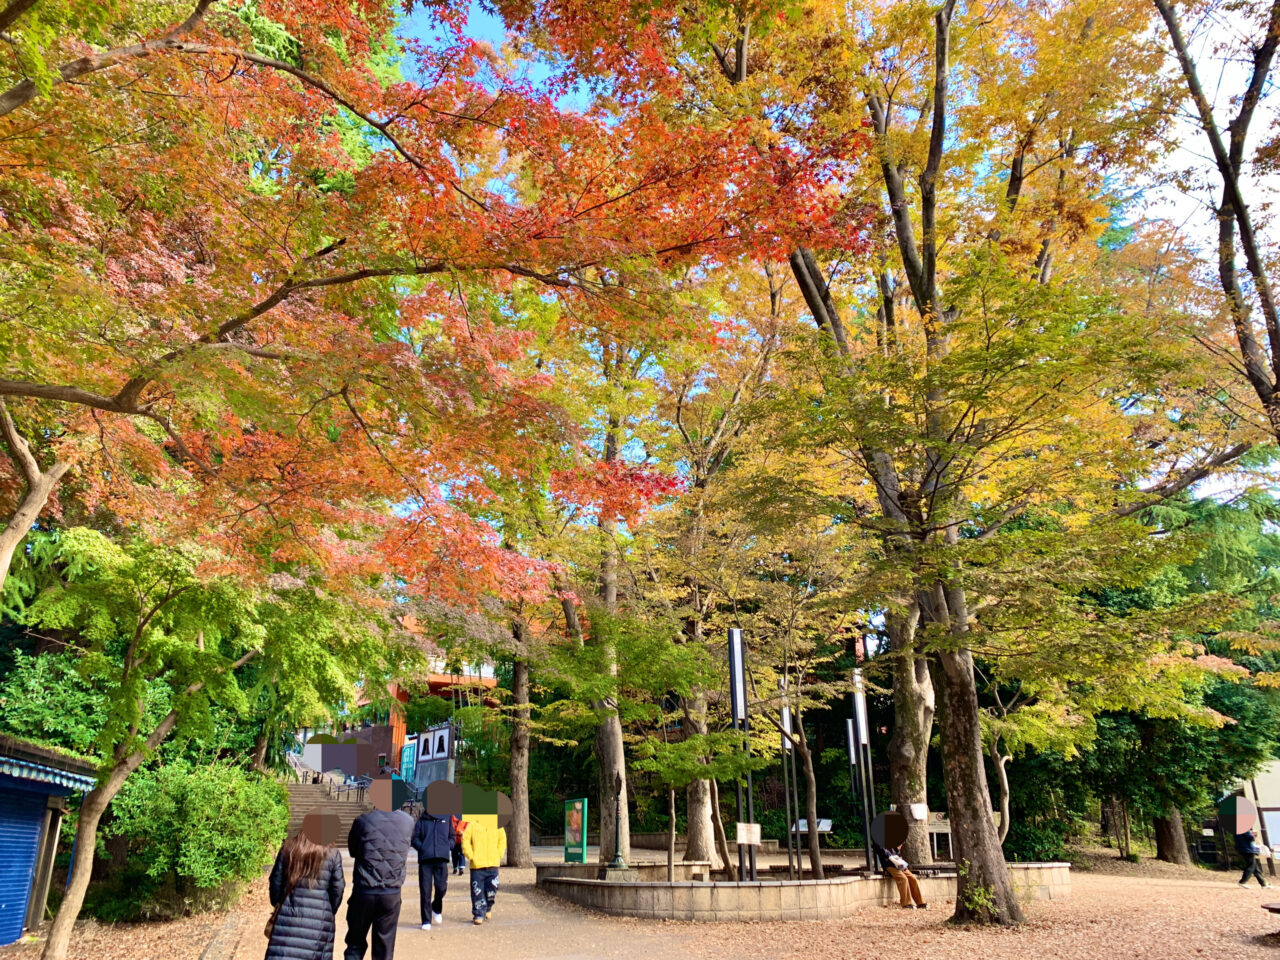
[
  {"x1": 539, "y1": 862, "x2": 1069, "y2": 922},
  {"x1": 535, "y1": 861, "x2": 712, "y2": 884}
]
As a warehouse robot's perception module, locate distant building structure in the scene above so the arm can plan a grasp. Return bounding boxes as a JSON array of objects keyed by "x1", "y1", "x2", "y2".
[{"x1": 0, "y1": 734, "x2": 96, "y2": 946}]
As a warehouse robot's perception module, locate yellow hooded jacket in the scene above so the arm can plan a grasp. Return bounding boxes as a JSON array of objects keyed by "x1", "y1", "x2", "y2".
[{"x1": 461, "y1": 816, "x2": 507, "y2": 869}]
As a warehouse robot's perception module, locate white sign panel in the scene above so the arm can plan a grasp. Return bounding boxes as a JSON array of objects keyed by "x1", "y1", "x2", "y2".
[
  {"x1": 852, "y1": 668, "x2": 870, "y2": 746},
  {"x1": 727, "y1": 628, "x2": 747, "y2": 724},
  {"x1": 736, "y1": 822, "x2": 761, "y2": 846},
  {"x1": 419, "y1": 722, "x2": 453, "y2": 762},
  {"x1": 779, "y1": 677, "x2": 793, "y2": 752}
]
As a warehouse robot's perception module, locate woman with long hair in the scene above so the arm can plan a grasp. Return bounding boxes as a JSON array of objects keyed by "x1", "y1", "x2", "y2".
[{"x1": 265, "y1": 813, "x2": 345, "y2": 960}]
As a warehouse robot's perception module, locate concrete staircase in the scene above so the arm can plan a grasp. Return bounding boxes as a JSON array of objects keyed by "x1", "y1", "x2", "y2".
[{"x1": 286, "y1": 781, "x2": 371, "y2": 837}]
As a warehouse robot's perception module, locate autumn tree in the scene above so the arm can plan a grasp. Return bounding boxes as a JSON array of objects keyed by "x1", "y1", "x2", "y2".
[
  {"x1": 3, "y1": 527, "x2": 397, "y2": 960},
  {"x1": 0, "y1": 0, "x2": 823, "y2": 610},
  {"x1": 1153, "y1": 0, "x2": 1280, "y2": 439}
]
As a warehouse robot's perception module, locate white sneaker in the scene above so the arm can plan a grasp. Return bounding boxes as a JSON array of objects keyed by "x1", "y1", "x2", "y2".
[
  {"x1": 432, "y1": 913, "x2": 443, "y2": 925},
  {"x1": 421, "y1": 924, "x2": 432, "y2": 931}
]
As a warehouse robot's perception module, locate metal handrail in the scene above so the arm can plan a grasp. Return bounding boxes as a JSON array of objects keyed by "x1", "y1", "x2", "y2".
[{"x1": 329, "y1": 776, "x2": 371, "y2": 804}]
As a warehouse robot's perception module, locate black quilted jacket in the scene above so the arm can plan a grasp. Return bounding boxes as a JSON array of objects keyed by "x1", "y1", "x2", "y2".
[
  {"x1": 265, "y1": 848, "x2": 344, "y2": 960},
  {"x1": 348, "y1": 809, "x2": 414, "y2": 893}
]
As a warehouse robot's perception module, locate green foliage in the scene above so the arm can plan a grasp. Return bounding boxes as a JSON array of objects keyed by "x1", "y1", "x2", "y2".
[
  {"x1": 1003, "y1": 819, "x2": 1069, "y2": 862},
  {"x1": 957, "y1": 859, "x2": 998, "y2": 915},
  {"x1": 454, "y1": 704, "x2": 511, "y2": 792},
  {"x1": 404, "y1": 694, "x2": 453, "y2": 734},
  {"x1": 0, "y1": 650, "x2": 105, "y2": 756},
  {"x1": 89, "y1": 760, "x2": 287, "y2": 921},
  {"x1": 2, "y1": 527, "x2": 392, "y2": 770}
]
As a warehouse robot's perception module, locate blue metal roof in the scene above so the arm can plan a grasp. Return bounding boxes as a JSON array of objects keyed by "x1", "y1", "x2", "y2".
[{"x1": 0, "y1": 757, "x2": 95, "y2": 792}]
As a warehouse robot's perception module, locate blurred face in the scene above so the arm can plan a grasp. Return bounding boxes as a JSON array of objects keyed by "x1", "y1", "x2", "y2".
[{"x1": 371, "y1": 778, "x2": 394, "y2": 811}]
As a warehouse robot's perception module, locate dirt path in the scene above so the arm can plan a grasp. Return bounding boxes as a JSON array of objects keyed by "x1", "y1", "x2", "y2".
[
  {"x1": 8, "y1": 856, "x2": 1279, "y2": 960},
  {"x1": 229, "y1": 856, "x2": 690, "y2": 960}
]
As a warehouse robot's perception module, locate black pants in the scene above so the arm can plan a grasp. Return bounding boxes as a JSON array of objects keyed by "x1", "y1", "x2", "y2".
[
  {"x1": 344, "y1": 891, "x2": 401, "y2": 960},
  {"x1": 418, "y1": 860, "x2": 448, "y2": 922},
  {"x1": 451, "y1": 842, "x2": 464, "y2": 871},
  {"x1": 469, "y1": 867, "x2": 498, "y2": 919},
  {"x1": 1241, "y1": 853, "x2": 1267, "y2": 885}
]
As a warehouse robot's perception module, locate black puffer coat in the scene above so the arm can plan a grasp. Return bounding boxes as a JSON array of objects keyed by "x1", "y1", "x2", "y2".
[
  {"x1": 411, "y1": 812, "x2": 455, "y2": 862},
  {"x1": 265, "y1": 848, "x2": 345, "y2": 960},
  {"x1": 348, "y1": 809, "x2": 414, "y2": 893}
]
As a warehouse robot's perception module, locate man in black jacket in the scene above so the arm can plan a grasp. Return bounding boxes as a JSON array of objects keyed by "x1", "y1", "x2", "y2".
[
  {"x1": 411, "y1": 781, "x2": 458, "y2": 930},
  {"x1": 1236, "y1": 828, "x2": 1272, "y2": 888},
  {"x1": 345, "y1": 777, "x2": 414, "y2": 960}
]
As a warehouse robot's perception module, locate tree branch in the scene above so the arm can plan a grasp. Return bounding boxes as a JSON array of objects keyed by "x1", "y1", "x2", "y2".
[
  {"x1": 1154, "y1": 0, "x2": 1280, "y2": 376},
  {"x1": 0, "y1": 398, "x2": 42, "y2": 486},
  {"x1": 1114, "y1": 443, "x2": 1252, "y2": 517},
  {"x1": 0, "y1": 0, "x2": 38, "y2": 35},
  {"x1": 0, "y1": 0, "x2": 216, "y2": 117}
]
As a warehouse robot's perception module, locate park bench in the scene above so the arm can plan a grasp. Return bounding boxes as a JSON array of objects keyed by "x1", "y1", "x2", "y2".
[{"x1": 1264, "y1": 902, "x2": 1280, "y2": 933}]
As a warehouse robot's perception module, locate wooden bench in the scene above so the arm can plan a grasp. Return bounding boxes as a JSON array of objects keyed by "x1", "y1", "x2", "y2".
[{"x1": 1263, "y1": 902, "x2": 1280, "y2": 930}]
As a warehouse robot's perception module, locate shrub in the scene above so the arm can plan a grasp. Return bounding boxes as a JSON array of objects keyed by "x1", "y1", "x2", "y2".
[
  {"x1": 87, "y1": 760, "x2": 287, "y2": 921},
  {"x1": 1003, "y1": 818, "x2": 1069, "y2": 862}
]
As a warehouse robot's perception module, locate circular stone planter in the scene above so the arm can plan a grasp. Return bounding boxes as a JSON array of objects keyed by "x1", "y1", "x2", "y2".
[{"x1": 537, "y1": 862, "x2": 1070, "y2": 922}]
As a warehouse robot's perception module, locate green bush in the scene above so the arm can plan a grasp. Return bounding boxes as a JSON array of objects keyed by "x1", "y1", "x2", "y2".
[
  {"x1": 1003, "y1": 818, "x2": 1069, "y2": 862},
  {"x1": 87, "y1": 760, "x2": 287, "y2": 921}
]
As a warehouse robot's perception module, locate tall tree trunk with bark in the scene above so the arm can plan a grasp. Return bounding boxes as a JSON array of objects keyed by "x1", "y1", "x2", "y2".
[
  {"x1": 1154, "y1": 808, "x2": 1192, "y2": 866},
  {"x1": 709, "y1": 778, "x2": 736, "y2": 881},
  {"x1": 794, "y1": 724, "x2": 825, "y2": 879},
  {"x1": 667, "y1": 787, "x2": 676, "y2": 881},
  {"x1": 930, "y1": 646, "x2": 1024, "y2": 923},
  {"x1": 991, "y1": 738, "x2": 1012, "y2": 845},
  {"x1": 508, "y1": 654, "x2": 535, "y2": 867},
  {"x1": 250, "y1": 728, "x2": 271, "y2": 775},
  {"x1": 595, "y1": 711, "x2": 629, "y2": 865},
  {"x1": 43, "y1": 776, "x2": 119, "y2": 960},
  {"x1": 682, "y1": 693, "x2": 720, "y2": 867},
  {"x1": 886, "y1": 605, "x2": 934, "y2": 865},
  {"x1": 593, "y1": 444, "x2": 629, "y2": 866}
]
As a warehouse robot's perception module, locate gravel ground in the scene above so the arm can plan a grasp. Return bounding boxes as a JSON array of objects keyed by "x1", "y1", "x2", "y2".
[
  {"x1": 0, "y1": 905, "x2": 229, "y2": 960},
  {"x1": 682, "y1": 872, "x2": 1280, "y2": 960},
  {"x1": 6, "y1": 858, "x2": 1279, "y2": 960}
]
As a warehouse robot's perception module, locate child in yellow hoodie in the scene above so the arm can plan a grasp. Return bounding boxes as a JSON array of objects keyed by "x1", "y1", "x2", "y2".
[{"x1": 461, "y1": 813, "x2": 506, "y2": 925}]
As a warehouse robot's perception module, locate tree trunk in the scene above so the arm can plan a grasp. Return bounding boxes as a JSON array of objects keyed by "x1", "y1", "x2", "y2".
[
  {"x1": 592, "y1": 419, "x2": 630, "y2": 866},
  {"x1": 42, "y1": 650, "x2": 255, "y2": 960},
  {"x1": 508, "y1": 657, "x2": 534, "y2": 867},
  {"x1": 991, "y1": 739, "x2": 1011, "y2": 845},
  {"x1": 709, "y1": 777, "x2": 736, "y2": 881},
  {"x1": 886, "y1": 604, "x2": 934, "y2": 865},
  {"x1": 250, "y1": 728, "x2": 270, "y2": 775},
  {"x1": 594, "y1": 709, "x2": 630, "y2": 865},
  {"x1": 931, "y1": 648, "x2": 1023, "y2": 924},
  {"x1": 667, "y1": 787, "x2": 676, "y2": 882},
  {"x1": 681, "y1": 693, "x2": 721, "y2": 868},
  {"x1": 41, "y1": 766, "x2": 126, "y2": 960},
  {"x1": 1154, "y1": 808, "x2": 1192, "y2": 866},
  {"x1": 796, "y1": 732, "x2": 825, "y2": 880},
  {"x1": 1121, "y1": 801, "x2": 1132, "y2": 859}
]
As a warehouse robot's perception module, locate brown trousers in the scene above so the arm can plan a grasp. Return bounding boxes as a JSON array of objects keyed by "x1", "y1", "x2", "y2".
[{"x1": 886, "y1": 866, "x2": 925, "y2": 906}]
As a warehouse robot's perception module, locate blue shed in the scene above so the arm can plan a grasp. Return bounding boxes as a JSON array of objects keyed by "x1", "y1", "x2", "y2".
[{"x1": 0, "y1": 734, "x2": 96, "y2": 946}]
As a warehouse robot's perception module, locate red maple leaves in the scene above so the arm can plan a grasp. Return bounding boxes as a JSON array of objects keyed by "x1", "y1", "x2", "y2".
[{"x1": 551, "y1": 461, "x2": 685, "y2": 524}]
